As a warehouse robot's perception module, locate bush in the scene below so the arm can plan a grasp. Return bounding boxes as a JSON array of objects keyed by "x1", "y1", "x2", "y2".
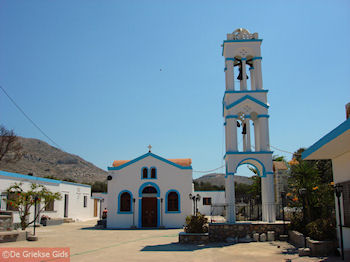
[
  {"x1": 288, "y1": 211, "x2": 304, "y2": 233},
  {"x1": 184, "y1": 213, "x2": 208, "y2": 233},
  {"x1": 305, "y1": 218, "x2": 336, "y2": 241}
]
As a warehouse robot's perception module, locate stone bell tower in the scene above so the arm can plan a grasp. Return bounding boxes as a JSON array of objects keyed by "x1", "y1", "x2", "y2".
[{"x1": 222, "y1": 28, "x2": 275, "y2": 223}]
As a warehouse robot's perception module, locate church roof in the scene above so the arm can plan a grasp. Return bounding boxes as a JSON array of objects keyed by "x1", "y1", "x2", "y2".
[{"x1": 108, "y1": 152, "x2": 192, "y2": 171}]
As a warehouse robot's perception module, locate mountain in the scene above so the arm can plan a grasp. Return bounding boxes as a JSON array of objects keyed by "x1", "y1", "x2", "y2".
[
  {"x1": 0, "y1": 137, "x2": 107, "y2": 183},
  {"x1": 194, "y1": 173, "x2": 253, "y2": 187}
]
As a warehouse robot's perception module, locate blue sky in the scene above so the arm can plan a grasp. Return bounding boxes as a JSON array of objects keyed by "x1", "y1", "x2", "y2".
[{"x1": 1, "y1": 1, "x2": 349, "y2": 179}]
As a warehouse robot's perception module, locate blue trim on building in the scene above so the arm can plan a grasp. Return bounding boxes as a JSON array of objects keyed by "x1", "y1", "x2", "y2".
[
  {"x1": 91, "y1": 196, "x2": 104, "y2": 200},
  {"x1": 225, "y1": 95, "x2": 269, "y2": 110},
  {"x1": 157, "y1": 198, "x2": 160, "y2": 227},
  {"x1": 225, "y1": 151, "x2": 273, "y2": 155},
  {"x1": 252, "y1": 57, "x2": 262, "y2": 60},
  {"x1": 0, "y1": 170, "x2": 91, "y2": 188},
  {"x1": 241, "y1": 58, "x2": 247, "y2": 61},
  {"x1": 302, "y1": 118, "x2": 350, "y2": 160},
  {"x1": 141, "y1": 167, "x2": 148, "y2": 179},
  {"x1": 225, "y1": 58, "x2": 235, "y2": 61},
  {"x1": 108, "y1": 152, "x2": 192, "y2": 171},
  {"x1": 258, "y1": 114, "x2": 270, "y2": 118},
  {"x1": 249, "y1": 67, "x2": 255, "y2": 70},
  {"x1": 138, "y1": 199, "x2": 142, "y2": 228},
  {"x1": 224, "y1": 90, "x2": 268, "y2": 94},
  {"x1": 138, "y1": 197, "x2": 160, "y2": 228},
  {"x1": 236, "y1": 157, "x2": 267, "y2": 177},
  {"x1": 138, "y1": 182, "x2": 160, "y2": 197},
  {"x1": 117, "y1": 190, "x2": 133, "y2": 214},
  {"x1": 225, "y1": 115, "x2": 239, "y2": 119},
  {"x1": 165, "y1": 189, "x2": 181, "y2": 213}
]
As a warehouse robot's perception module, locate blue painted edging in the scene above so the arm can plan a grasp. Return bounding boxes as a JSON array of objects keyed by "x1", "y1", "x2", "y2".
[
  {"x1": 0, "y1": 170, "x2": 91, "y2": 188},
  {"x1": 165, "y1": 189, "x2": 181, "y2": 213},
  {"x1": 108, "y1": 152, "x2": 192, "y2": 171},
  {"x1": 225, "y1": 95, "x2": 269, "y2": 110},
  {"x1": 302, "y1": 118, "x2": 350, "y2": 160},
  {"x1": 117, "y1": 190, "x2": 133, "y2": 214}
]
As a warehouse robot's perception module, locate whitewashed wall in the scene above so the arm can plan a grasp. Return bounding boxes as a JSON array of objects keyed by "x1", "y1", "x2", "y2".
[
  {"x1": 194, "y1": 191, "x2": 226, "y2": 216},
  {"x1": 0, "y1": 171, "x2": 95, "y2": 225}
]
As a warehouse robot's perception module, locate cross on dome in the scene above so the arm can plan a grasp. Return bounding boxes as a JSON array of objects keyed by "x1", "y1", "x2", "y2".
[{"x1": 148, "y1": 145, "x2": 152, "y2": 152}]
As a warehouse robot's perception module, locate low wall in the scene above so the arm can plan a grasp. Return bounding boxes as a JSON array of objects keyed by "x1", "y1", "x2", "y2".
[
  {"x1": 179, "y1": 232, "x2": 209, "y2": 244},
  {"x1": 307, "y1": 237, "x2": 336, "y2": 256},
  {"x1": 0, "y1": 231, "x2": 27, "y2": 243},
  {"x1": 288, "y1": 230, "x2": 305, "y2": 248},
  {"x1": 288, "y1": 230, "x2": 336, "y2": 256},
  {"x1": 209, "y1": 222, "x2": 287, "y2": 242},
  {"x1": 0, "y1": 211, "x2": 14, "y2": 231}
]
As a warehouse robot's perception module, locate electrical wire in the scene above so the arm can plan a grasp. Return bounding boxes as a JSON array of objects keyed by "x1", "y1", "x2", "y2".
[{"x1": 0, "y1": 85, "x2": 63, "y2": 150}]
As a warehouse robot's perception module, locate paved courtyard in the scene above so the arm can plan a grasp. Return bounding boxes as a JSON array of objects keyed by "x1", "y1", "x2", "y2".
[{"x1": 0, "y1": 219, "x2": 342, "y2": 262}]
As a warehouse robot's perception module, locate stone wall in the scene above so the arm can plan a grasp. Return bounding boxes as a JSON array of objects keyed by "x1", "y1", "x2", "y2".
[
  {"x1": 288, "y1": 230, "x2": 305, "y2": 248},
  {"x1": 179, "y1": 232, "x2": 209, "y2": 244},
  {"x1": 0, "y1": 211, "x2": 13, "y2": 231},
  {"x1": 209, "y1": 222, "x2": 287, "y2": 242}
]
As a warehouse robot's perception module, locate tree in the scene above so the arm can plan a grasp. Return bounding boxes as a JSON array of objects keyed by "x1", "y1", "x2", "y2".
[
  {"x1": 288, "y1": 148, "x2": 335, "y2": 239},
  {"x1": 273, "y1": 155, "x2": 286, "y2": 162},
  {"x1": 0, "y1": 125, "x2": 22, "y2": 163},
  {"x1": 91, "y1": 181, "x2": 107, "y2": 193},
  {"x1": 6, "y1": 183, "x2": 62, "y2": 230}
]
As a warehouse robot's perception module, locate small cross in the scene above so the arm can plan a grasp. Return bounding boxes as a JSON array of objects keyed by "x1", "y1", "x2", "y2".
[{"x1": 148, "y1": 145, "x2": 152, "y2": 152}]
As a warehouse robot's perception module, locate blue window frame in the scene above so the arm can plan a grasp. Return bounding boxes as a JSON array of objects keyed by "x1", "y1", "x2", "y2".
[
  {"x1": 118, "y1": 190, "x2": 133, "y2": 214},
  {"x1": 165, "y1": 189, "x2": 181, "y2": 213}
]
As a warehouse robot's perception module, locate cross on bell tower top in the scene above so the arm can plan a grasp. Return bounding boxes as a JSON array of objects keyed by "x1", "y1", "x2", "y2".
[{"x1": 147, "y1": 145, "x2": 152, "y2": 153}]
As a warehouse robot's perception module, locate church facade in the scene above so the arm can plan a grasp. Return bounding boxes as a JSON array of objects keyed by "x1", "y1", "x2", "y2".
[{"x1": 106, "y1": 151, "x2": 192, "y2": 228}]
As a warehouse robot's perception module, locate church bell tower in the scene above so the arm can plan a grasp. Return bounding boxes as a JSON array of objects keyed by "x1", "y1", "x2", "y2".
[{"x1": 222, "y1": 28, "x2": 275, "y2": 223}]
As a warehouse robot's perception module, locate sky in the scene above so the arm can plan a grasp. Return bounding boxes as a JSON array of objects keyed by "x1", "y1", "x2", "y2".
[{"x1": 1, "y1": 0, "x2": 349, "y2": 179}]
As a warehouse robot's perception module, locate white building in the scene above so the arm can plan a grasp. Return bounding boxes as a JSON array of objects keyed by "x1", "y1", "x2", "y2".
[
  {"x1": 302, "y1": 106, "x2": 350, "y2": 260},
  {"x1": 195, "y1": 190, "x2": 226, "y2": 217},
  {"x1": 106, "y1": 151, "x2": 192, "y2": 229},
  {"x1": 0, "y1": 170, "x2": 101, "y2": 225}
]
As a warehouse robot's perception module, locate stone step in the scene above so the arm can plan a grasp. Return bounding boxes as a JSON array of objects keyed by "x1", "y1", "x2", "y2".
[
  {"x1": 279, "y1": 234, "x2": 288, "y2": 241},
  {"x1": 63, "y1": 218, "x2": 75, "y2": 223},
  {"x1": 298, "y1": 247, "x2": 311, "y2": 257}
]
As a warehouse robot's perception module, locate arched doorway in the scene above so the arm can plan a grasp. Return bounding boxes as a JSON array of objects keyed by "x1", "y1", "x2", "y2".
[
  {"x1": 225, "y1": 156, "x2": 275, "y2": 223},
  {"x1": 138, "y1": 182, "x2": 160, "y2": 228}
]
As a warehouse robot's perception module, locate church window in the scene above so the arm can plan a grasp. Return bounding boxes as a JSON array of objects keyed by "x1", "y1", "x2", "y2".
[
  {"x1": 167, "y1": 191, "x2": 179, "y2": 212},
  {"x1": 142, "y1": 186, "x2": 157, "y2": 194},
  {"x1": 142, "y1": 167, "x2": 148, "y2": 179},
  {"x1": 120, "y1": 192, "x2": 131, "y2": 212},
  {"x1": 150, "y1": 167, "x2": 156, "y2": 179}
]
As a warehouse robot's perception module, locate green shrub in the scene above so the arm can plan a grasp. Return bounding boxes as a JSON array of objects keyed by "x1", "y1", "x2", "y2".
[
  {"x1": 184, "y1": 213, "x2": 208, "y2": 233},
  {"x1": 305, "y1": 218, "x2": 336, "y2": 241},
  {"x1": 288, "y1": 211, "x2": 304, "y2": 233}
]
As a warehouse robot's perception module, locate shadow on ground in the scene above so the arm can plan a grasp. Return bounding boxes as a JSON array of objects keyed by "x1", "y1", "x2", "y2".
[{"x1": 141, "y1": 242, "x2": 234, "y2": 252}]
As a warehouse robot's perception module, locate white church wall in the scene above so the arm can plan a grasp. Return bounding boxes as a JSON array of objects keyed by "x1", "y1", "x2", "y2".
[{"x1": 107, "y1": 154, "x2": 192, "y2": 229}]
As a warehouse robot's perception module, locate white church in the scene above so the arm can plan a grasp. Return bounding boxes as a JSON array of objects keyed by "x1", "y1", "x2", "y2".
[{"x1": 106, "y1": 28, "x2": 276, "y2": 228}]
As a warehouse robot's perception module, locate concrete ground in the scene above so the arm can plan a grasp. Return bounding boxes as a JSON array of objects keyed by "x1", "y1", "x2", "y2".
[{"x1": 0, "y1": 219, "x2": 342, "y2": 262}]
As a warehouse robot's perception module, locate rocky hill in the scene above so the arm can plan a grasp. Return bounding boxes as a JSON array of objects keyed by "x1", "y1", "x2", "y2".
[
  {"x1": 194, "y1": 173, "x2": 253, "y2": 187},
  {"x1": 0, "y1": 137, "x2": 107, "y2": 183}
]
